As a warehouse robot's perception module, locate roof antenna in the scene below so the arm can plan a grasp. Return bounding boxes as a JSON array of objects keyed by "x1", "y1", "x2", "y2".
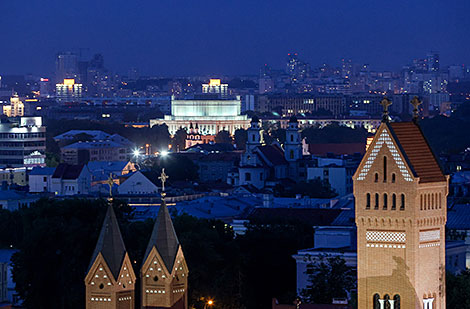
[
  {"x1": 411, "y1": 96, "x2": 422, "y2": 123},
  {"x1": 380, "y1": 97, "x2": 392, "y2": 123}
]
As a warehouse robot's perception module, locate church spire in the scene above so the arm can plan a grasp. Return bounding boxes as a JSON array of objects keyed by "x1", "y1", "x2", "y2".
[
  {"x1": 86, "y1": 204, "x2": 136, "y2": 309},
  {"x1": 141, "y1": 170, "x2": 188, "y2": 309},
  {"x1": 88, "y1": 204, "x2": 126, "y2": 280},
  {"x1": 144, "y1": 169, "x2": 180, "y2": 271}
]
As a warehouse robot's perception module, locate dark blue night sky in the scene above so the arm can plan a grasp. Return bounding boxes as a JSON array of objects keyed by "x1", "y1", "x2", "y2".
[{"x1": 1, "y1": 0, "x2": 469, "y2": 76}]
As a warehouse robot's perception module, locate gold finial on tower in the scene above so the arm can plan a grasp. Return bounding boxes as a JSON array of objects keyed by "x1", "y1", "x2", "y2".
[
  {"x1": 380, "y1": 97, "x2": 392, "y2": 123},
  {"x1": 159, "y1": 168, "x2": 169, "y2": 198},
  {"x1": 411, "y1": 96, "x2": 422, "y2": 123}
]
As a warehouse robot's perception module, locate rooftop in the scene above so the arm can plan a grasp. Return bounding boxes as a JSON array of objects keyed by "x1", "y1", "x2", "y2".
[{"x1": 388, "y1": 122, "x2": 446, "y2": 183}]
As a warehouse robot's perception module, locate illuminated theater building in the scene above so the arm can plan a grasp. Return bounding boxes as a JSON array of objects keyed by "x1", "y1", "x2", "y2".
[{"x1": 150, "y1": 95, "x2": 250, "y2": 136}]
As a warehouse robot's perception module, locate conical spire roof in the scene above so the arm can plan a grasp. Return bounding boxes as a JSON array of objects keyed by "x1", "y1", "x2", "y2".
[
  {"x1": 143, "y1": 199, "x2": 180, "y2": 272},
  {"x1": 88, "y1": 204, "x2": 127, "y2": 280}
]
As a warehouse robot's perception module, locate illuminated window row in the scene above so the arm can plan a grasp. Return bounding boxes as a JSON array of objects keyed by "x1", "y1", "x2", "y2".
[
  {"x1": 118, "y1": 296, "x2": 132, "y2": 301},
  {"x1": 367, "y1": 243, "x2": 406, "y2": 249},
  {"x1": 91, "y1": 297, "x2": 111, "y2": 302},
  {"x1": 146, "y1": 289, "x2": 166, "y2": 294}
]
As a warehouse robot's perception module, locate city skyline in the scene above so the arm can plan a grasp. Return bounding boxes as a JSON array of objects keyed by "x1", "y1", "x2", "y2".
[{"x1": 1, "y1": 0, "x2": 470, "y2": 76}]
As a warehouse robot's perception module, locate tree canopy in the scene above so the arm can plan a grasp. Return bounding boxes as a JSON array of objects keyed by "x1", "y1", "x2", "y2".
[
  {"x1": 5, "y1": 198, "x2": 314, "y2": 309},
  {"x1": 300, "y1": 255, "x2": 355, "y2": 305},
  {"x1": 215, "y1": 130, "x2": 232, "y2": 144}
]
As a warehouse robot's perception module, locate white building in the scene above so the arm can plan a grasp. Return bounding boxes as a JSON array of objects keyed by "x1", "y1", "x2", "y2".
[
  {"x1": 117, "y1": 171, "x2": 159, "y2": 195},
  {"x1": 307, "y1": 157, "x2": 354, "y2": 196},
  {"x1": 51, "y1": 164, "x2": 91, "y2": 196},
  {"x1": 29, "y1": 167, "x2": 56, "y2": 193},
  {"x1": 150, "y1": 96, "x2": 250, "y2": 136}
]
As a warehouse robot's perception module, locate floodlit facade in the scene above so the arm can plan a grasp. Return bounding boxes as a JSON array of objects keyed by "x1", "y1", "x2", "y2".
[
  {"x1": 354, "y1": 107, "x2": 447, "y2": 308},
  {"x1": 0, "y1": 117, "x2": 46, "y2": 168},
  {"x1": 150, "y1": 96, "x2": 250, "y2": 135},
  {"x1": 56, "y1": 78, "x2": 83, "y2": 103},
  {"x1": 3, "y1": 96, "x2": 24, "y2": 117}
]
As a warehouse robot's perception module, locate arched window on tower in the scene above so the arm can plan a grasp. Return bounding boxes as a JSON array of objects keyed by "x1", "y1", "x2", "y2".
[
  {"x1": 383, "y1": 295, "x2": 390, "y2": 308},
  {"x1": 392, "y1": 173, "x2": 396, "y2": 183},
  {"x1": 373, "y1": 294, "x2": 381, "y2": 309},
  {"x1": 383, "y1": 156, "x2": 387, "y2": 182},
  {"x1": 392, "y1": 193, "x2": 396, "y2": 210},
  {"x1": 393, "y1": 295, "x2": 400, "y2": 309},
  {"x1": 290, "y1": 134, "x2": 294, "y2": 142},
  {"x1": 400, "y1": 194, "x2": 405, "y2": 210},
  {"x1": 383, "y1": 193, "x2": 388, "y2": 210},
  {"x1": 366, "y1": 193, "x2": 371, "y2": 209},
  {"x1": 375, "y1": 193, "x2": 379, "y2": 210},
  {"x1": 375, "y1": 173, "x2": 379, "y2": 183},
  {"x1": 290, "y1": 150, "x2": 294, "y2": 159}
]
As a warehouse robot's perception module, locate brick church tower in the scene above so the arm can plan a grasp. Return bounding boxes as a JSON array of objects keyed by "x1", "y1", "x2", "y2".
[
  {"x1": 141, "y1": 169, "x2": 188, "y2": 309},
  {"x1": 85, "y1": 204, "x2": 136, "y2": 308},
  {"x1": 353, "y1": 98, "x2": 448, "y2": 309}
]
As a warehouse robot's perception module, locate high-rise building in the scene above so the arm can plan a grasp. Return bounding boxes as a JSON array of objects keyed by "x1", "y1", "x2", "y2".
[
  {"x1": 286, "y1": 53, "x2": 310, "y2": 82},
  {"x1": 55, "y1": 51, "x2": 78, "y2": 83},
  {"x1": 427, "y1": 51, "x2": 440, "y2": 73},
  {"x1": 140, "y1": 189, "x2": 188, "y2": 308},
  {"x1": 85, "y1": 205, "x2": 136, "y2": 309},
  {"x1": 39, "y1": 78, "x2": 52, "y2": 98},
  {"x1": 354, "y1": 101, "x2": 447, "y2": 308},
  {"x1": 3, "y1": 96, "x2": 24, "y2": 117},
  {"x1": 202, "y1": 79, "x2": 228, "y2": 97},
  {"x1": 341, "y1": 58, "x2": 353, "y2": 78},
  {"x1": 56, "y1": 79, "x2": 83, "y2": 103},
  {"x1": 0, "y1": 117, "x2": 46, "y2": 168}
]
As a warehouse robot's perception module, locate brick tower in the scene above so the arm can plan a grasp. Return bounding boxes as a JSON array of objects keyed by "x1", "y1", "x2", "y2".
[
  {"x1": 85, "y1": 204, "x2": 136, "y2": 309},
  {"x1": 141, "y1": 169, "x2": 188, "y2": 309},
  {"x1": 353, "y1": 97, "x2": 448, "y2": 308}
]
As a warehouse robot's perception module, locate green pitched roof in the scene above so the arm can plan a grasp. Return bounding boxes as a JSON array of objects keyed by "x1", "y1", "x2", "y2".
[
  {"x1": 144, "y1": 200, "x2": 180, "y2": 272},
  {"x1": 88, "y1": 204, "x2": 127, "y2": 280}
]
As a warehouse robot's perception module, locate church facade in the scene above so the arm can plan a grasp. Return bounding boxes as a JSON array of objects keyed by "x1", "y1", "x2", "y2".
[{"x1": 354, "y1": 98, "x2": 448, "y2": 308}]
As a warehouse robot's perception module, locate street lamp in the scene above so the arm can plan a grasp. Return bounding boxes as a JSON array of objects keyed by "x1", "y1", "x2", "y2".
[{"x1": 204, "y1": 299, "x2": 214, "y2": 309}]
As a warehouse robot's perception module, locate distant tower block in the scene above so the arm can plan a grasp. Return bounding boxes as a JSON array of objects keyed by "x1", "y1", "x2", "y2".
[
  {"x1": 85, "y1": 205, "x2": 136, "y2": 309},
  {"x1": 141, "y1": 170, "x2": 188, "y2": 309},
  {"x1": 354, "y1": 98, "x2": 448, "y2": 308}
]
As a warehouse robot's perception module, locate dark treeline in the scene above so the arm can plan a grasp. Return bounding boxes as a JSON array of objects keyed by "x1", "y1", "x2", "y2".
[{"x1": 2, "y1": 199, "x2": 314, "y2": 309}]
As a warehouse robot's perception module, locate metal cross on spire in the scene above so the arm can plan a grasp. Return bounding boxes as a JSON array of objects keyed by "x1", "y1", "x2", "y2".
[
  {"x1": 411, "y1": 96, "x2": 422, "y2": 123},
  {"x1": 106, "y1": 173, "x2": 114, "y2": 200},
  {"x1": 159, "y1": 168, "x2": 169, "y2": 197},
  {"x1": 380, "y1": 97, "x2": 392, "y2": 123}
]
